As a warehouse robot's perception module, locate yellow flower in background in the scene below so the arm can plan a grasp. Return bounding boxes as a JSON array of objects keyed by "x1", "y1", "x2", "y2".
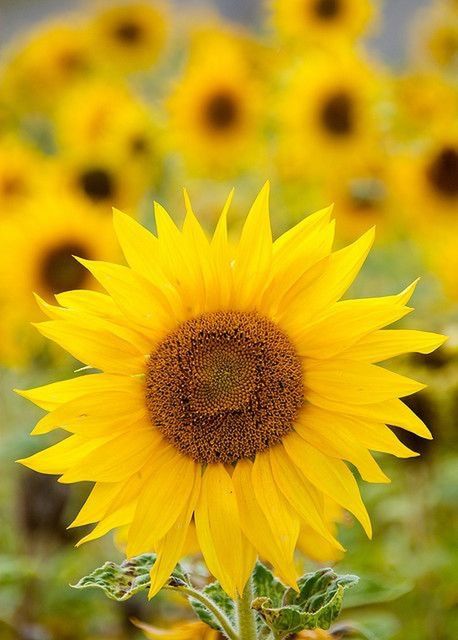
[
  {"x1": 391, "y1": 72, "x2": 458, "y2": 139},
  {"x1": 396, "y1": 128, "x2": 458, "y2": 225},
  {"x1": 134, "y1": 619, "x2": 219, "y2": 640},
  {"x1": 168, "y1": 44, "x2": 264, "y2": 175},
  {"x1": 276, "y1": 50, "x2": 384, "y2": 179},
  {"x1": 19, "y1": 185, "x2": 444, "y2": 599},
  {"x1": 270, "y1": 0, "x2": 376, "y2": 46},
  {"x1": 1, "y1": 21, "x2": 92, "y2": 113},
  {"x1": 55, "y1": 152, "x2": 149, "y2": 215},
  {"x1": 0, "y1": 138, "x2": 47, "y2": 216},
  {"x1": 410, "y1": 3, "x2": 458, "y2": 73},
  {"x1": 54, "y1": 80, "x2": 161, "y2": 173},
  {"x1": 321, "y1": 149, "x2": 399, "y2": 242},
  {"x1": 0, "y1": 194, "x2": 118, "y2": 366},
  {"x1": 88, "y1": 2, "x2": 167, "y2": 73}
]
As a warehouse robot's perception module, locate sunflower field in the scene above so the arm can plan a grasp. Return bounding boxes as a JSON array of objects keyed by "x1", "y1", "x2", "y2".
[{"x1": 0, "y1": 1, "x2": 457, "y2": 639}]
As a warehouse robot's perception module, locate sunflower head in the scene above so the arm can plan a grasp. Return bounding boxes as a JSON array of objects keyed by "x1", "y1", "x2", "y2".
[
  {"x1": 88, "y1": 2, "x2": 168, "y2": 73},
  {"x1": 18, "y1": 185, "x2": 445, "y2": 599}
]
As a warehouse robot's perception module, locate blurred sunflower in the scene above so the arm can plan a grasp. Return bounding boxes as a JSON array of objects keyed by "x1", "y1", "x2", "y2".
[
  {"x1": 19, "y1": 185, "x2": 444, "y2": 599},
  {"x1": 396, "y1": 129, "x2": 458, "y2": 225},
  {"x1": 0, "y1": 138, "x2": 46, "y2": 216},
  {"x1": 391, "y1": 72, "x2": 458, "y2": 139},
  {"x1": 0, "y1": 194, "x2": 117, "y2": 365},
  {"x1": 54, "y1": 80, "x2": 161, "y2": 174},
  {"x1": 168, "y1": 52, "x2": 264, "y2": 175},
  {"x1": 270, "y1": 0, "x2": 376, "y2": 46},
  {"x1": 88, "y1": 2, "x2": 167, "y2": 74},
  {"x1": 1, "y1": 21, "x2": 92, "y2": 113},
  {"x1": 55, "y1": 153, "x2": 148, "y2": 215},
  {"x1": 276, "y1": 50, "x2": 384, "y2": 179},
  {"x1": 322, "y1": 149, "x2": 398, "y2": 242}
]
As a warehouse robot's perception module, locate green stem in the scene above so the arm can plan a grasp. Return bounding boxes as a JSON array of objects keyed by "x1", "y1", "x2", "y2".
[
  {"x1": 169, "y1": 585, "x2": 238, "y2": 640},
  {"x1": 236, "y1": 577, "x2": 257, "y2": 640}
]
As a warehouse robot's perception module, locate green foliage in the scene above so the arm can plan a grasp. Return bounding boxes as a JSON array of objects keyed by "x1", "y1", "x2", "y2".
[
  {"x1": 189, "y1": 581, "x2": 236, "y2": 633},
  {"x1": 252, "y1": 566, "x2": 359, "y2": 639},
  {"x1": 72, "y1": 553, "x2": 188, "y2": 601}
]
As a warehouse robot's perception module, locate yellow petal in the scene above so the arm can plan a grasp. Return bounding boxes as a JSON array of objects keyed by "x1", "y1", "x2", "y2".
[
  {"x1": 273, "y1": 204, "x2": 334, "y2": 255},
  {"x1": 148, "y1": 468, "x2": 201, "y2": 598},
  {"x1": 304, "y1": 359, "x2": 426, "y2": 404},
  {"x1": 341, "y1": 329, "x2": 447, "y2": 362},
  {"x1": 251, "y1": 451, "x2": 300, "y2": 562},
  {"x1": 283, "y1": 432, "x2": 372, "y2": 537},
  {"x1": 59, "y1": 429, "x2": 161, "y2": 484},
  {"x1": 18, "y1": 434, "x2": 109, "y2": 475},
  {"x1": 269, "y1": 445, "x2": 346, "y2": 545},
  {"x1": 195, "y1": 465, "x2": 256, "y2": 598},
  {"x1": 35, "y1": 320, "x2": 145, "y2": 375},
  {"x1": 233, "y1": 182, "x2": 273, "y2": 309},
  {"x1": 295, "y1": 408, "x2": 390, "y2": 483},
  {"x1": 127, "y1": 449, "x2": 197, "y2": 556},
  {"x1": 210, "y1": 190, "x2": 233, "y2": 309},
  {"x1": 232, "y1": 459, "x2": 298, "y2": 587},
  {"x1": 69, "y1": 482, "x2": 123, "y2": 528},
  {"x1": 15, "y1": 373, "x2": 132, "y2": 412},
  {"x1": 305, "y1": 392, "x2": 432, "y2": 439}
]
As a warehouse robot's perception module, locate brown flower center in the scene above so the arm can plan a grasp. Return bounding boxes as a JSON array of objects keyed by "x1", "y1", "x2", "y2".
[
  {"x1": 114, "y1": 21, "x2": 143, "y2": 44},
  {"x1": 40, "y1": 242, "x2": 89, "y2": 294},
  {"x1": 320, "y1": 90, "x2": 354, "y2": 136},
  {"x1": 203, "y1": 91, "x2": 240, "y2": 132},
  {"x1": 145, "y1": 311, "x2": 304, "y2": 464},
  {"x1": 312, "y1": 0, "x2": 342, "y2": 20},
  {"x1": 426, "y1": 146, "x2": 458, "y2": 198},
  {"x1": 78, "y1": 167, "x2": 115, "y2": 203}
]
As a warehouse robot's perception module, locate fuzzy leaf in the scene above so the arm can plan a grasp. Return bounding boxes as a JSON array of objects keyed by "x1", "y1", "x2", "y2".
[
  {"x1": 72, "y1": 554, "x2": 189, "y2": 601},
  {"x1": 252, "y1": 568, "x2": 358, "y2": 638},
  {"x1": 252, "y1": 562, "x2": 286, "y2": 607},
  {"x1": 190, "y1": 581, "x2": 236, "y2": 633}
]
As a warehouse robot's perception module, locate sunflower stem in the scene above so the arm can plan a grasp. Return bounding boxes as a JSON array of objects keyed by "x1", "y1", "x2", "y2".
[
  {"x1": 170, "y1": 585, "x2": 238, "y2": 640},
  {"x1": 236, "y1": 577, "x2": 258, "y2": 640}
]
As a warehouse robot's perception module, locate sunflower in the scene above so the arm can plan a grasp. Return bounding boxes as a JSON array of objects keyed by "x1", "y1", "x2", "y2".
[
  {"x1": 1, "y1": 20, "x2": 92, "y2": 113},
  {"x1": 55, "y1": 152, "x2": 148, "y2": 215},
  {"x1": 0, "y1": 193, "x2": 117, "y2": 365},
  {"x1": 0, "y1": 138, "x2": 46, "y2": 216},
  {"x1": 270, "y1": 0, "x2": 376, "y2": 46},
  {"x1": 54, "y1": 80, "x2": 161, "y2": 173},
  {"x1": 18, "y1": 185, "x2": 444, "y2": 599},
  {"x1": 167, "y1": 46, "x2": 264, "y2": 175},
  {"x1": 410, "y1": 3, "x2": 458, "y2": 73},
  {"x1": 391, "y1": 72, "x2": 458, "y2": 140},
  {"x1": 88, "y1": 2, "x2": 167, "y2": 74},
  {"x1": 395, "y1": 128, "x2": 458, "y2": 226},
  {"x1": 276, "y1": 50, "x2": 384, "y2": 179},
  {"x1": 321, "y1": 148, "x2": 399, "y2": 242}
]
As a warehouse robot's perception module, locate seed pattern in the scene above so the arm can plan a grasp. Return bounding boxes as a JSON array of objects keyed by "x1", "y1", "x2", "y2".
[{"x1": 145, "y1": 311, "x2": 304, "y2": 464}]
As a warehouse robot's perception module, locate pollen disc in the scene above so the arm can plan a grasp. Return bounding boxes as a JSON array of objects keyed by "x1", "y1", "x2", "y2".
[{"x1": 146, "y1": 311, "x2": 304, "y2": 464}]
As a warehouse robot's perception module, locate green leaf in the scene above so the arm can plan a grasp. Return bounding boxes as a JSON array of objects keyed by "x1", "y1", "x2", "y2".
[
  {"x1": 252, "y1": 568, "x2": 358, "y2": 639},
  {"x1": 190, "y1": 581, "x2": 236, "y2": 633},
  {"x1": 71, "y1": 554, "x2": 189, "y2": 601},
  {"x1": 252, "y1": 562, "x2": 286, "y2": 607}
]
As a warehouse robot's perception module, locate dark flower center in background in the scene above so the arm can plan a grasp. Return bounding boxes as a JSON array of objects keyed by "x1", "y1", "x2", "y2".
[
  {"x1": 203, "y1": 91, "x2": 240, "y2": 132},
  {"x1": 40, "y1": 241, "x2": 89, "y2": 294},
  {"x1": 130, "y1": 134, "x2": 149, "y2": 155},
  {"x1": 146, "y1": 311, "x2": 304, "y2": 464},
  {"x1": 349, "y1": 177, "x2": 386, "y2": 212},
  {"x1": 313, "y1": 0, "x2": 342, "y2": 20},
  {"x1": 426, "y1": 146, "x2": 458, "y2": 198},
  {"x1": 79, "y1": 167, "x2": 115, "y2": 202},
  {"x1": 1, "y1": 174, "x2": 27, "y2": 198},
  {"x1": 320, "y1": 90, "x2": 354, "y2": 136},
  {"x1": 114, "y1": 21, "x2": 143, "y2": 44}
]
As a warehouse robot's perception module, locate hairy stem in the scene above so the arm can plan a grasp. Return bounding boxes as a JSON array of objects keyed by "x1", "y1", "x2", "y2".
[
  {"x1": 170, "y1": 585, "x2": 238, "y2": 640},
  {"x1": 236, "y1": 577, "x2": 257, "y2": 640}
]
